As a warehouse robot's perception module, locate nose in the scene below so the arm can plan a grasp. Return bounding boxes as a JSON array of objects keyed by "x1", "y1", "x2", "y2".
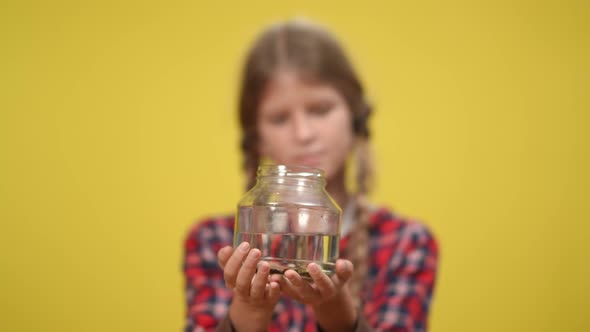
[{"x1": 292, "y1": 110, "x2": 315, "y2": 144}]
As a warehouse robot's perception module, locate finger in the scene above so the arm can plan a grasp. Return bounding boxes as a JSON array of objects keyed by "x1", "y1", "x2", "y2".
[
  {"x1": 223, "y1": 242, "x2": 250, "y2": 289},
  {"x1": 274, "y1": 273, "x2": 301, "y2": 300},
  {"x1": 250, "y1": 261, "x2": 270, "y2": 299},
  {"x1": 332, "y1": 259, "x2": 354, "y2": 287},
  {"x1": 234, "y1": 248, "x2": 261, "y2": 295},
  {"x1": 308, "y1": 263, "x2": 336, "y2": 298},
  {"x1": 284, "y1": 269, "x2": 316, "y2": 300},
  {"x1": 217, "y1": 246, "x2": 233, "y2": 269},
  {"x1": 266, "y1": 281, "x2": 281, "y2": 303},
  {"x1": 284, "y1": 269, "x2": 306, "y2": 289},
  {"x1": 269, "y1": 273, "x2": 283, "y2": 284}
]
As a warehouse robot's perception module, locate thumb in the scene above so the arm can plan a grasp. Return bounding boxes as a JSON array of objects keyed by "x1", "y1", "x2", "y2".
[
  {"x1": 217, "y1": 246, "x2": 233, "y2": 269},
  {"x1": 332, "y1": 259, "x2": 354, "y2": 287}
]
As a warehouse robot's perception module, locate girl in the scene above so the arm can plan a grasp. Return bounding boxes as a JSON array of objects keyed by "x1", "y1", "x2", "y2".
[{"x1": 183, "y1": 19, "x2": 438, "y2": 332}]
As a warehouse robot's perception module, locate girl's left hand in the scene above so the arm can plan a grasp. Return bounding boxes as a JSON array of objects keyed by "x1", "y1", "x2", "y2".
[{"x1": 270, "y1": 259, "x2": 353, "y2": 306}]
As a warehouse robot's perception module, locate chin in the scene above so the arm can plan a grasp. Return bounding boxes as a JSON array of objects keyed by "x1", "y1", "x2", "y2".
[
  {"x1": 289, "y1": 160, "x2": 324, "y2": 171},
  {"x1": 316, "y1": 165, "x2": 335, "y2": 179},
  {"x1": 307, "y1": 163, "x2": 328, "y2": 173}
]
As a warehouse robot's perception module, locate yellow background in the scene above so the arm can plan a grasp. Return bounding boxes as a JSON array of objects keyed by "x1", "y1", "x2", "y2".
[{"x1": 1, "y1": 1, "x2": 588, "y2": 331}]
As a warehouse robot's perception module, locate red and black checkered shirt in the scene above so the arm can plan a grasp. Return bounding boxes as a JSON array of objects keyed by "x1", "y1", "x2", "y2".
[{"x1": 183, "y1": 207, "x2": 438, "y2": 332}]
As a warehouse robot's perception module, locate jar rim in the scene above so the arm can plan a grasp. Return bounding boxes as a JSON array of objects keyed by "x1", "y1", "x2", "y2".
[{"x1": 257, "y1": 164, "x2": 325, "y2": 179}]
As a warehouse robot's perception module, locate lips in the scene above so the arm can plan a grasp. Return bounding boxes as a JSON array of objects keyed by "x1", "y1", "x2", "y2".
[{"x1": 293, "y1": 153, "x2": 323, "y2": 167}]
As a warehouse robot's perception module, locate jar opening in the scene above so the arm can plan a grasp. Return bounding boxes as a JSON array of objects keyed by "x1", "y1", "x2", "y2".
[{"x1": 257, "y1": 164, "x2": 325, "y2": 181}]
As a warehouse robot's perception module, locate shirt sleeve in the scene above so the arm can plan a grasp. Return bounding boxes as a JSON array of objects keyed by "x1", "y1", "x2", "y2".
[
  {"x1": 183, "y1": 219, "x2": 234, "y2": 332},
  {"x1": 364, "y1": 222, "x2": 439, "y2": 332}
]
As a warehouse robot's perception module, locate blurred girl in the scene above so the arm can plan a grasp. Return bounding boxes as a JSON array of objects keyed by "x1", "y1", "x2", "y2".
[{"x1": 183, "y1": 19, "x2": 438, "y2": 332}]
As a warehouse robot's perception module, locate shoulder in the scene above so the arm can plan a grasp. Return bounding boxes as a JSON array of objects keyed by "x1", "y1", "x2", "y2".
[
  {"x1": 368, "y1": 206, "x2": 438, "y2": 252},
  {"x1": 367, "y1": 206, "x2": 439, "y2": 279},
  {"x1": 184, "y1": 214, "x2": 235, "y2": 251}
]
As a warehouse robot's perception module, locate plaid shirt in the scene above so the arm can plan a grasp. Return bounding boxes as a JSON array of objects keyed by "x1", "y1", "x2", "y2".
[{"x1": 183, "y1": 207, "x2": 438, "y2": 332}]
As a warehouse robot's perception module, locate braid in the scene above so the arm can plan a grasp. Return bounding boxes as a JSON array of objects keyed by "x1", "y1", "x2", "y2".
[
  {"x1": 241, "y1": 132, "x2": 259, "y2": 191},
  {"x1": 346, "y1": 136, "x2": 374, "y2": 307}
]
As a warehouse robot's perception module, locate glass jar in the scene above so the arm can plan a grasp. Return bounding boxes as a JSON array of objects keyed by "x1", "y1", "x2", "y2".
[{"x1": 234, "y1": 164, "x2": 342, "y2": 279}]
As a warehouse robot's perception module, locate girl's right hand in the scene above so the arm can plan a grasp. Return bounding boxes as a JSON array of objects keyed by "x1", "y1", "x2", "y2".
[{"x1": 217, "y1": 242, "x2": 281, "y2": 332}]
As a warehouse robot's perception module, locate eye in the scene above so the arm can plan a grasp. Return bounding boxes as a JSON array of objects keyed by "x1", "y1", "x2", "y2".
[
  {"x1": 308, "y1": 102, "x2": 334, "y2": 116},
  {"x1": 268, "y1": 112, "x2": 289, "y2": 125}
]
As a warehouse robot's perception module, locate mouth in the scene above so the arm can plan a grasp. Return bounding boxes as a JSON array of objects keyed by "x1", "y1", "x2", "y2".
[{"x1": 293, "y1": 153, "x2": 323, "y2": 167}]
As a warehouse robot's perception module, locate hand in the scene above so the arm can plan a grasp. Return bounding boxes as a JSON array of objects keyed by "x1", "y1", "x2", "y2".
[
  {"x1": 218, "y1": 242, "x2": 281, "y2": 332},
  {"x1": 270, "y1": 259, "x2": 353, "y2": 306},
  {"x1": 271, "y1": 259, "x2": 358, "y2": 332}
]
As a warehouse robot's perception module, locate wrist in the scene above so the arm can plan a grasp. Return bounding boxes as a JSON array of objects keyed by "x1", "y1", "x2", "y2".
[
  {"x1": 229, "y1": 299, "x2": 273, "y2": 332},
  {"x1": 312, "y1": 288, "x2": 358, "y2": 332}
]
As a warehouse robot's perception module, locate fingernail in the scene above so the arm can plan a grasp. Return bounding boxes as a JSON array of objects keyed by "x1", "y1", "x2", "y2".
[
  {"x1": 239, "y1": 242, "x2": 249, "y2": 252},
  {"x1": 308, "y1": 264, "x2": 319, "y2": 273},
  {"x1": 259, "y1": 263, "x2": 268, "y2": 273},
  {"x1": 248, "y1": 249, "x2": 260, "y2": 259}
]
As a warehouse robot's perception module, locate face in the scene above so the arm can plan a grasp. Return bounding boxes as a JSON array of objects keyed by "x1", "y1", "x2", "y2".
[{"x1": 256, "y1": 69, "x2": 354, "y2": 181}]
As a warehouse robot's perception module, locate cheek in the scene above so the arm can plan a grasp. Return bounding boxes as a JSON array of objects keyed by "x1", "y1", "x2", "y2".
[
  {"x1": 325, "y1": 111, "x2": 354, "y2": 163},
  {"x1": 257, "y1": 128, "x2": 286, "y2": 158},
  {"x1": 329, "y1": 110, "x2": 354, "y2": 147}
]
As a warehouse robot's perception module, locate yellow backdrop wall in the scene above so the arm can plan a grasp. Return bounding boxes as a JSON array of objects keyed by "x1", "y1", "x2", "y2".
[{"x1": 1, "y1": 1, "x2": 588, "y2": 331}]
